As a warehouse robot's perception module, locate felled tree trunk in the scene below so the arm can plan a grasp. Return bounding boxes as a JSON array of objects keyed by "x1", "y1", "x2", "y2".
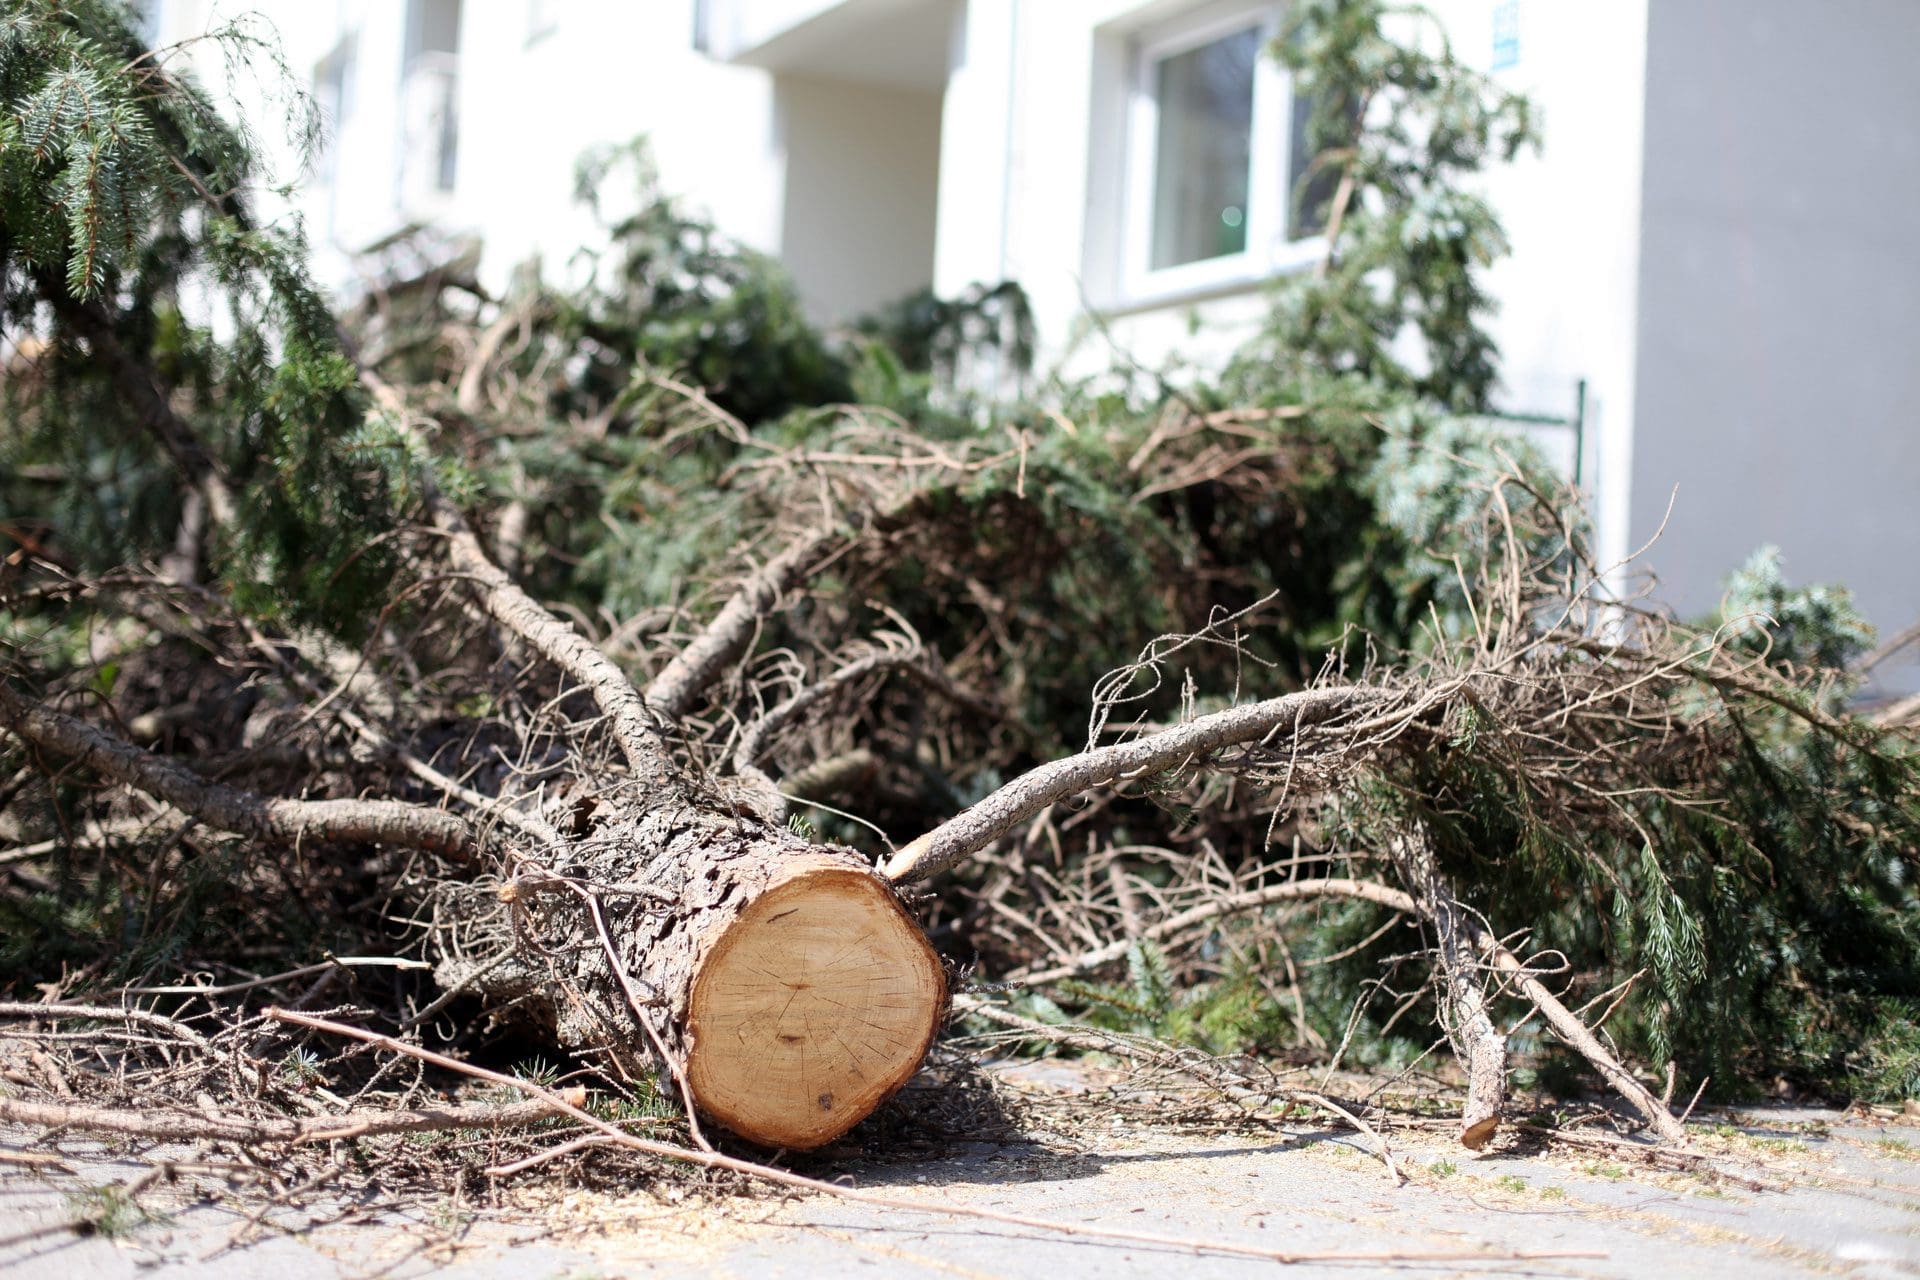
[
  {"x1": 349, "y1": 426, "x2": 951, "y2": 1150},
  {"x1": 462, "y1": 801, "x2": 946, "y2": 1151}
]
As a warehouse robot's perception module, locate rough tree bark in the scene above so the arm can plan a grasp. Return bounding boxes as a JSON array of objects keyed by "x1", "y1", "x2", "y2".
[
  {"x1": 471, "y1": 804, "x2": 946, "y2": 1150},
  {"x1": 1389, "y1": 826, "x2": 1507, "y2": 1150},
  {"x1": 2, "y1": 370, "x2": 952, "y2": 1149},
  {"x1": 370, "y1": 391, "x2": 946, "y2": 1147},
  {"x1": 4, "y1": 365, "x2": 1690, "y2": 1150},
  {"x1": 0, "y1": 673, "x2": 947, "y2": 1151}
]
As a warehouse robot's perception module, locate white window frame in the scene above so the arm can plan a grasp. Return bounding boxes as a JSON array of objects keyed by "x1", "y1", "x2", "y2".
[{"x1": 1120, "y1": 2, "x2": 1320, "y2": 306}]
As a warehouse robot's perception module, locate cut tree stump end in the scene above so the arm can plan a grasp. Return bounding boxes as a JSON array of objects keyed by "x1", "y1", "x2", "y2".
[
  {"x1": 1460, "y1": 1115, "x2": 1499, "y2": 1150},
  {"x1": 686, "y1": 865, "x2": 944, "y2": 1149}
]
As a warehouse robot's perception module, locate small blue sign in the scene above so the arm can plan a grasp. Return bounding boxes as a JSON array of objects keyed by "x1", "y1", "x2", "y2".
[{"x1": 1491, "y1": 0, "x2": 1520, "y2": 70}]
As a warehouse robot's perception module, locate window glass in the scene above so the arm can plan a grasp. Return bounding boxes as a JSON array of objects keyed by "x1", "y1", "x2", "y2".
[
  {"x1": 313, "y1": 37, "x2": 356, "y2": 186},
  {"x1": 402, "y1": 0, "x2": 461, "y2": 194},
  {"x1": 1288, "y1": 92, "x2": 1341, "y2": 238},
  {"x1": 1149, "y1": 25, "x2": 1260, "y2": 270}
]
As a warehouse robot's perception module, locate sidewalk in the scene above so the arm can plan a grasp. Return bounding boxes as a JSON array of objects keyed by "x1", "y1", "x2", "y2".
[{"x1": 4, "y1": 1099, "x2": 1916, "y2": 1278}]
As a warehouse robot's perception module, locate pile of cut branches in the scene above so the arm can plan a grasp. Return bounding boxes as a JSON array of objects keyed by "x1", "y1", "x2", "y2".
[{"x1": 3, "y1": 3, "x2": 1918, "y2": 1252}]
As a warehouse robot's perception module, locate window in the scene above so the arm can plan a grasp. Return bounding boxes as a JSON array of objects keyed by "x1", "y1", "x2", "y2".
[
  {"x1": 1122, "y1": 4, "x2": 1325, "y2": 301},
  {"x1": 1147, "y1": 24, "x2": 1259, "y2": 271},
  {"x1": 401, "y1": 0, "x2": 462, "y2": 200},
  {"x1": 312, "y1": 36, "x2": 357, "y2": 187}
]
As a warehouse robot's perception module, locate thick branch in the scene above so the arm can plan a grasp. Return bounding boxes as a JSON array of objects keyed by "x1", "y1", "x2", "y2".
[
  {"x1": 0, "y1": 684, "x2": 472, "y2": 857},
  {"x1": 883, "y1": 686, "x2": 1395, "y2": 883},
  {"x1": 1390, "y1": 827, "x2": 1506, "y2": 1149},
  {"x1": 1469, "y1": 923, "x2": 1688, "y2": 1142},
  {"x1": 434, "y1": 497, "x2": 676, "y2": 782},
  {"x1": 645, "y1": 532, "x2": 829, "y2": 720},
  {"x1": 645, "y1": 485, "x2": 986, "y2": 724},
  {"x1": 1007, "y1": 858, "x2": 1686, "y2": 1143},
  {"x1": 364, "y1": 373, "x2": 675, "y2": 783},
  {"x1": 1384, "y1": 827, "x2": 1685, "y2": 1143}
]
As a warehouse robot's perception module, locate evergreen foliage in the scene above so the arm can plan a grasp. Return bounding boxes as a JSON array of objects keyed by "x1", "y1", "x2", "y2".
[
  {"x1": 1, "y1": 0, "x2": 406, "y2": 633},
  {"x1": 557, "y1": 139, "x2": 851, "y2": 424},
  {"x1": 1228, "y1": 0, "x2": 1536, "y2": 412},
  {"x1": 1, "y1": 0, "x2": 1915, "y2": 1111}
]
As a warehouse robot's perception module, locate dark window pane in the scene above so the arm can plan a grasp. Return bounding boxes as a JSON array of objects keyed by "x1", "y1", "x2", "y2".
[
  {"x1": 1150, "y1": 26, "x2": 1260, "y2": 270},
  {"x1": 1288, "y1": 92, "x2": 1344, "y2": 238}
]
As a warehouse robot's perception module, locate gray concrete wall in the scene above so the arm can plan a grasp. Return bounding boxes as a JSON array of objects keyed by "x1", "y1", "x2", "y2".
[{"x1": 1631, "y1": 0, "x2": 1920, "y2": 684}]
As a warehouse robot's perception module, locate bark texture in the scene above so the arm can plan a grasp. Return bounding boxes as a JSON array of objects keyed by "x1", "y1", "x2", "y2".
[
  {"x1": 1391, "y1": 827, "x2": 1507, "y2": 1150},
  {"x1": 0, "y1": 684, "x2": 473, "y2": 857},
  {"x1": 459, "y1": 797, "x2": 946, "y2": 1149},
  {"x1": 884, "y1": 686, "x2": 1399, "y2": 884}
]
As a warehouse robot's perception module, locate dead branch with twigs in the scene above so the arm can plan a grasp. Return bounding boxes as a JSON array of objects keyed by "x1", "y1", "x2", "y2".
[
  {"x1": 6, "y1": 379, "x2": 1799, "y2": 1158},
  {"x1": 13, "y1": 15, "x2": 1920, "y2": 1263},
  {"x1": 8, "y1": 192, "x2": 1916, "y2": 1263}
]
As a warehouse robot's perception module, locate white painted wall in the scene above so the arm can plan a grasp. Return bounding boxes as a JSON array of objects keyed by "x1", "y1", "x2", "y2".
[
  {"x1": 776, "y1": 75, "x2": 944, "y2": 321},
  {"x1": 449, "y1": 2, "x2": 781, "y2": 295},
  {"x1": 1630, "y1": 0, "x2": 1920, "y2": 684},
  {"x1": 156, "y1": 0, "x2": 932, "y2": 319},
  {"x1": 935, "y1": 0, "x2": 1290, "y2": 386},
  {"x1": 705, "y1": 0, "x2": 850, "y2": 60},
  {"x1": 1426, "y1": 0, "x2": 1651, "y2": 575},
  {"x1": 943, "y1": 0, "x2": 1650, "y2": 563}
]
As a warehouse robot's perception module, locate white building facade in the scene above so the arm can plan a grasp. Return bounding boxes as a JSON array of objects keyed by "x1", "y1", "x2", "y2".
[{"x1": 148, "y1": 0, "x2": 1920, "y2": 689}]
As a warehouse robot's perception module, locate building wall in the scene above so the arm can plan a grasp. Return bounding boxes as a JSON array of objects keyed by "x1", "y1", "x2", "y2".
[
  {"x1": 1632, "y1": 0, "x2": 1920, "y2": 677},
  {"x1": 776, "y1": 75, "x2": 944, "y2": 322},
  {"x1": 1444, "y1": 0, "x2": 1651, "y2": 576},
  {"x1": 152, "y1": 0, "x2": 1919, "y2": 675},
  {"x1": 157, "y1": 0, "x2": 936, "y2": 320}
]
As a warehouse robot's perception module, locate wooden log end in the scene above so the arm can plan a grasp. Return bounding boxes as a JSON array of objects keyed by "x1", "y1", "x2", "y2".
[{"x1": 685, "y1": 866, "x2": 945, "y2": 1150}]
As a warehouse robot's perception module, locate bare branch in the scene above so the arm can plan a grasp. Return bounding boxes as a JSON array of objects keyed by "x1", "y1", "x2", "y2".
[
  {"x1": 0, "y1": 1001, "x2": 212, "y2": 1053},
  {"x1": 1468, "y1": 918, "x2": 1687, "y2": 1141},
  {"x1": 0, "y1": 683, "x2": 474, "y2": 857},
  {"x1": 1389, "y1": 826, "x2": 1506, "y2": 1149},
  {"x1": 884, "y1": 685, "x2": 1414, "y2": 884},
  {"x1": 644, "y1": 530, "x2": 831, "y2": 721},
  {"x1": 733, "y1": 637, "x2": 923, "y2": 773},
  {"x1": 437, "y1": 489, "x2": 676, "y2": 782},
  {"x1": 366, "y1": 373, "x2": 676, "y2": 782}
]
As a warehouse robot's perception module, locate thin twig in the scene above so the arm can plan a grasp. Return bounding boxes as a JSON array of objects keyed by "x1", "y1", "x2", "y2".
[{"x1": 0, "y1": 1093, "x2": 580, "y2": 1144}]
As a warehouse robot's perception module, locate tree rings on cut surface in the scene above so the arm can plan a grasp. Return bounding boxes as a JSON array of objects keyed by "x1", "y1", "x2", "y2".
[{"x1": 685, "y1": 865, "x2": 945, "y2": 1149}]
